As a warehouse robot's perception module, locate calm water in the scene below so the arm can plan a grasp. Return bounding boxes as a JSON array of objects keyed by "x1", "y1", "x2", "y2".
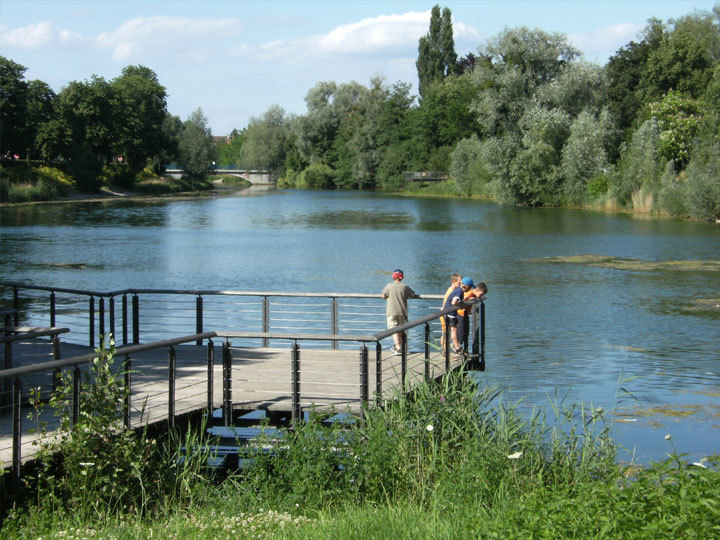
[{"x1": 1, "y1": 188, "x2": 719, "y2": 462}]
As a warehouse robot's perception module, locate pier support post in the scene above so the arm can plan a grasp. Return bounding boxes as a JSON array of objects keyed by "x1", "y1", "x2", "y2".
[
  {"x1": 195, "y1": 296, "x2": 203, "y2": 346},
  {"x1": 222, "y1": 340, "x2": 232, "y2": 426},
  {"x1": 207, "y1": 339, "x2": 215, "y2": 416},
  {"x1": 424, "y1": 323, "x2": 430, "y2": 381},
  {"x1": 89, "y1": 296, "x2": 95, "y2": 349},
  {"x1": 12, "y1": 377, "x2": 22, "y2": 488},
  {"x1": 375, "y1": 341, "x2": 382, "y2": 406},
  {"x1": 291, "y1": 341, "x2": 301, "y2": 424},
  {"x1": 168, "y1": 346, "x2": 176, "y2": 430},
  {"x1": 50, "y1": 291, "x2": 56, "y2": 327},
  {"x1": 331, "y1": 298, "x2": 339, "y2": 350},
  {"x1": 122, "y1": 294, "x2": 128, "y2": 345},
  {"x1": 124, "y1": 355, "x2": 131, "y2": 428},
  {"x1": 132, "y1": 294, "x2": 139, "y2": 344},
  {"x1": 359, "y1": 345, "x2": 368, "y2": 406}
]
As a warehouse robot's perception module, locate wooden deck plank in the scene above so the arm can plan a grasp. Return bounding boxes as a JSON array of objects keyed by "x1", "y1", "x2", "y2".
[{"x1": 0, "y1": 339, "x2": 465, "y2": 467}]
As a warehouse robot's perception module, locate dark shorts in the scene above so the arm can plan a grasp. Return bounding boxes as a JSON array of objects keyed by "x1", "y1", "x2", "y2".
[{"x1": 444, "y1": 315, "x2": 458, "y2": 328}]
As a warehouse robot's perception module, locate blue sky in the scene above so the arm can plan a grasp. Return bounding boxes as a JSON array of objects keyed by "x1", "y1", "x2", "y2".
[{"x1": 1, "y1": 0, "x2": 717, "y2": 135}]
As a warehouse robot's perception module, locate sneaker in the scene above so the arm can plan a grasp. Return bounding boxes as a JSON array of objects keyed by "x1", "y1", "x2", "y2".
[{"x1": 390, "y1": 346, "x2": 400, "y2": 356}]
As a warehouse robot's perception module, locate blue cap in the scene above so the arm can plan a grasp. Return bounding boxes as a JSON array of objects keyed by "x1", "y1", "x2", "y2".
[{"x1": 461, "y1": 277, "x2": 474, "y2": 287}]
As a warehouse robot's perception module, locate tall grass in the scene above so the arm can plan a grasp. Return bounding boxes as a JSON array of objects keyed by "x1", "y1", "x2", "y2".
[{"x1": 2, "y1": 362, "x2": 719, "y2": 538}]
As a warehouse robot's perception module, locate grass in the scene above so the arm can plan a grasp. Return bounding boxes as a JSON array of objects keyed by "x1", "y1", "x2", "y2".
[{"x1": 2, "y1": 363, "x2": 719, "y2": 539}]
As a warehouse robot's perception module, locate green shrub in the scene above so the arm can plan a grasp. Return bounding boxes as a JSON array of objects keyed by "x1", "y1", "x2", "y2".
[{"x1": 298, "y1": 163, "x2": 335, "y2": 189}]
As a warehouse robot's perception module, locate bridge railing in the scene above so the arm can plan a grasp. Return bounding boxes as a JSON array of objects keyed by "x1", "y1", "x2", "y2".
[{"x1": 0, "y1": 282, "x2": 446, "y2": 352}]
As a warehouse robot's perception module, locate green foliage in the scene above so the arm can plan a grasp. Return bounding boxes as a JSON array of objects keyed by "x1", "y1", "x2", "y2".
[
  {"x1": 450, "y1": 135, "x2": 483, "y2": 195},
  {"x1": 648, "y1": 90, "x2": 704, "y2": 169},
  {"x1": 297, "y1": 162, "x2": 335, "y2": 189},
  {"x1": 685, "y1": 140, "x2": 720, "y2": 220},
  {"x1": 240, "y1": 105, "x2": 290, "y2": 173},
  {"x1": 586, "y1": 173, "x2": 610, "y2": 199},
  {"x1": 178, "y1": 107, "x2": 217, "y2": 180},
  {"x1": 560, "y1": 110, "x2": 612, "y2": 204},
  {"x1": 610, "y1": 118, "x2": 664, "y2": 207},
  {"x1": 0, "y1": 163, "x2": 72, "y2": 203},
  {"x1": 416, "y1": 5, "x2": 457, "y2": 99},
  {"x1": 28, "y1": 338, "x2": 157, "y2": 514}
]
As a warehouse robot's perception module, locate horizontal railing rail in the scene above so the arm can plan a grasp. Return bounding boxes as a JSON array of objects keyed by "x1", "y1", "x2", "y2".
[{"x1": 0, "y1": 282, "x2": 447, "y2": 350}]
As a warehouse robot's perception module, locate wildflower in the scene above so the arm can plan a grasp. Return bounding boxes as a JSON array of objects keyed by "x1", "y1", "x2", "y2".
[
  {"x1": 426, "y1": 424, "x2": 433, "y2": 432},
  {"x1": 691, "y1": 462, "x2": 707, "y2": 469},
  {"x1": 440, "y1": 395, "x2": 445, "y2": 402},
  {"x1": 665, "y1": 434, "x2": 672, "y2": 440},
  {"x1": 507, "y1": 451, "x2": 523, "y2": 459}
]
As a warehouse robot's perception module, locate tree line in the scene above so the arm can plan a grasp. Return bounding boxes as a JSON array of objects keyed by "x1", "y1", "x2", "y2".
[
  {"x1": 1, "y1": 4, "x2": 718, "y2": 219},
  {"x1": 0, "y1": 61, "x2": 216, "y2": 191}
]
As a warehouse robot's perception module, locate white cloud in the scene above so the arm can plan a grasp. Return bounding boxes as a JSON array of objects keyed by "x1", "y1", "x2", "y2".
[
  {"x1": 318, "y1": 11, "x2": 429, "y2": 53},
  {"x1": 569, "y1": 23, "x2": 643, "y2": 60},
  {"x1": 95, "y1": 16, "x2": 244, "y2": 62},
  {"x1": 0, "y1": 21, "x2": 82, "y2": 49},
  {"x1": 244, "y1": 10, "x2": 479, "y2": 63}
]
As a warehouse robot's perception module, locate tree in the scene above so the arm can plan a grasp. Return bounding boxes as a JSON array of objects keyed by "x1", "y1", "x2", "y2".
[
  {"x1": 178, "y1": 107, "x2": 216, "y2": 179},
  {"x1": 240, "y1": 105, "x2": 290, "y2": 173},
  {"x1": 0, "y1": 56, "x2": 29, "y2": 157},
  {"x1": 111, "y1": 65, "x2": 168, "y2": 174},
  {"x1": 648, "y1": 90, "x2": 704, "y2": 169},
  {"x1": 416, "y1": 5, "x2": 457, "y2": 99},
  {"x1": 560, "y1": 110, "x2": 612, "y2": 204}
]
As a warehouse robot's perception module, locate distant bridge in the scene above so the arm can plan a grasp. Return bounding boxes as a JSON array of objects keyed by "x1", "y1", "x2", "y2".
[{"x1": 165, "y1": 165, "x2": 274, "y2": 185}]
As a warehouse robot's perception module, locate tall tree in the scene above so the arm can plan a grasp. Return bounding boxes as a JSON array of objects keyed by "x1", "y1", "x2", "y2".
[
  {"x1": 111, "y1": 65, "x2": 168, "y2": 174},
  {"x1": 0, "y1": 56, "x2": 29, "y2": 157},
  {"x1": 178, "y1": 107, "x2": 216, "y2": 179},
  {"x1": 416, "y1": 5, "x2": 457, "y2": 99}
]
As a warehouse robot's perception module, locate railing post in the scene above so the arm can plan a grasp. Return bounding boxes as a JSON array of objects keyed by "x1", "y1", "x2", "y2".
[
  {"x1": 444, "y1": 319, "x2": 451, "y2": 371},
  {"x1": 222, "y1": 340, "x2": 232, "y2": 427},
  {"x1": 13, "y1": 286, "x2": 19, "y2": 325},
  {"x1": 401, "y1": 333, "x2": 407, "y2": 390},
  {"x1": 375, "y1": 341, "x2": 383, "y2": 406},
  {"x1": 50, "y1": 291, "x2": 56, "y2": 327},
  {"x1": 89, "y1": 296, "x2": 95, "y2": 349},
  {"x1": 72, "y1": 365, "x2": 81, "y2": 425},
  {"x1": 123, "y1": 355, "x2": 131, "y2": 428},
  {"x1": 331, "y1": 298, "x2": 339, "y2": 350},
  {"x1": 51, "y1": 335, "x2": 61, "y2": 394},
  {"x1": 480, "y1": 301, "x2": 486, "y2": 371},
  {"x1": 424, "y1": 323, "x2": 431, "y2": 380},
  {"x1": 262, "y1": 297, "x2": 270, "y2": 347},
  {"x1": 168, "y1": 346, "x2": 176, "y2": 430},
  {"x1": 12, "y1": 377, "x2": 22, "y2": 487},
  {"x1": 195, "y1": 295, "x2": 203, "y2": 346},
  {"x1": 122, "y1": 294, "x2": 128, "y2": 345},
  {"x1": 132, "y1": 294, "x2": 139, "y2": 344},
  {"x1": 207, "y1": 339, "x2": 214, "y2": 415},
  {"x1": 109, "y1": 296, "x2": 115, "y2": 342},
  {"x1": 360, "y1": 344, "x2": 368, "y2": 407},
  {"x1": 99, "y1": 297, "x2": 105, "y2": 340},
  {"x1": 291, "y1": 341, "x2": 301, "y2": 424}
]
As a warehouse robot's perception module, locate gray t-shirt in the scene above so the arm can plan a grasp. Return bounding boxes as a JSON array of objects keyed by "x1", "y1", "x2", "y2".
[{"x1": 381, "y1": 281, "x2": 416, "y2": 317}]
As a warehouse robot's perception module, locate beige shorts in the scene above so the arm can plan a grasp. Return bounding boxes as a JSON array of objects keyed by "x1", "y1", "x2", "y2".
[{"x1": 387, "y1": 315, "x2": 407, "y2": 328}]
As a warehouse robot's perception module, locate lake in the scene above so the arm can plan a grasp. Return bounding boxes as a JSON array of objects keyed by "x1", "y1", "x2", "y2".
[{"x1": 1, "y1": 188, "x2": 719, "y2": 463}]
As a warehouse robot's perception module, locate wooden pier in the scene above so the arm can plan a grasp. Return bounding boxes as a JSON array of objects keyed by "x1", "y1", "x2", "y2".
[{"x1": 0, "y1": 338, "x2": 467, "y2": 468}]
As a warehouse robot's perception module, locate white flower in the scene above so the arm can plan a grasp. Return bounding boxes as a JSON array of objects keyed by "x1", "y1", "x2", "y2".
[
  {"x1": 665, "y1": 434, "x2": 672, "y2": 440},
  {"x1": 507, "y1": 451, "x2": 523, "y2": 459},
  {"x1": 691, "y1": 462, "x2": 707, "y2": 469},
  {"x1": 426, "y1": 424, "x2": 434, "y2": 432}
]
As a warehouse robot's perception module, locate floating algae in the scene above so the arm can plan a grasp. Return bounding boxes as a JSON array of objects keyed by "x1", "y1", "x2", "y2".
[
  {"x1": 681, "y1": 298, "x2": 720, "y2": 314},
  {"x1": 530, "y1": 254, "x2": 720, "y2": 272}
]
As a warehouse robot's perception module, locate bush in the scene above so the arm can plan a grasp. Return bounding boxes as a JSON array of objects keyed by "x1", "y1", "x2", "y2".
[{"x1": 297, "y1": 163, "x2": 335, "y2": 189}]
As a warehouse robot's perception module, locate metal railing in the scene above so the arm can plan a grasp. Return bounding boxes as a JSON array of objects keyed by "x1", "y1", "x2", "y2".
[
  {"x1": 0, "y1": 299, "x2": 485, "y2": 481},
  {"x1": 0, "y1": 282, "x2": 446, "y2": 350}
]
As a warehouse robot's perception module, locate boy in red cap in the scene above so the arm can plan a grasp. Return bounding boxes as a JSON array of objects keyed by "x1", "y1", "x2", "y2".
[{"x1": 381, "y1": 269, "x2": 418, "y2": 355}]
